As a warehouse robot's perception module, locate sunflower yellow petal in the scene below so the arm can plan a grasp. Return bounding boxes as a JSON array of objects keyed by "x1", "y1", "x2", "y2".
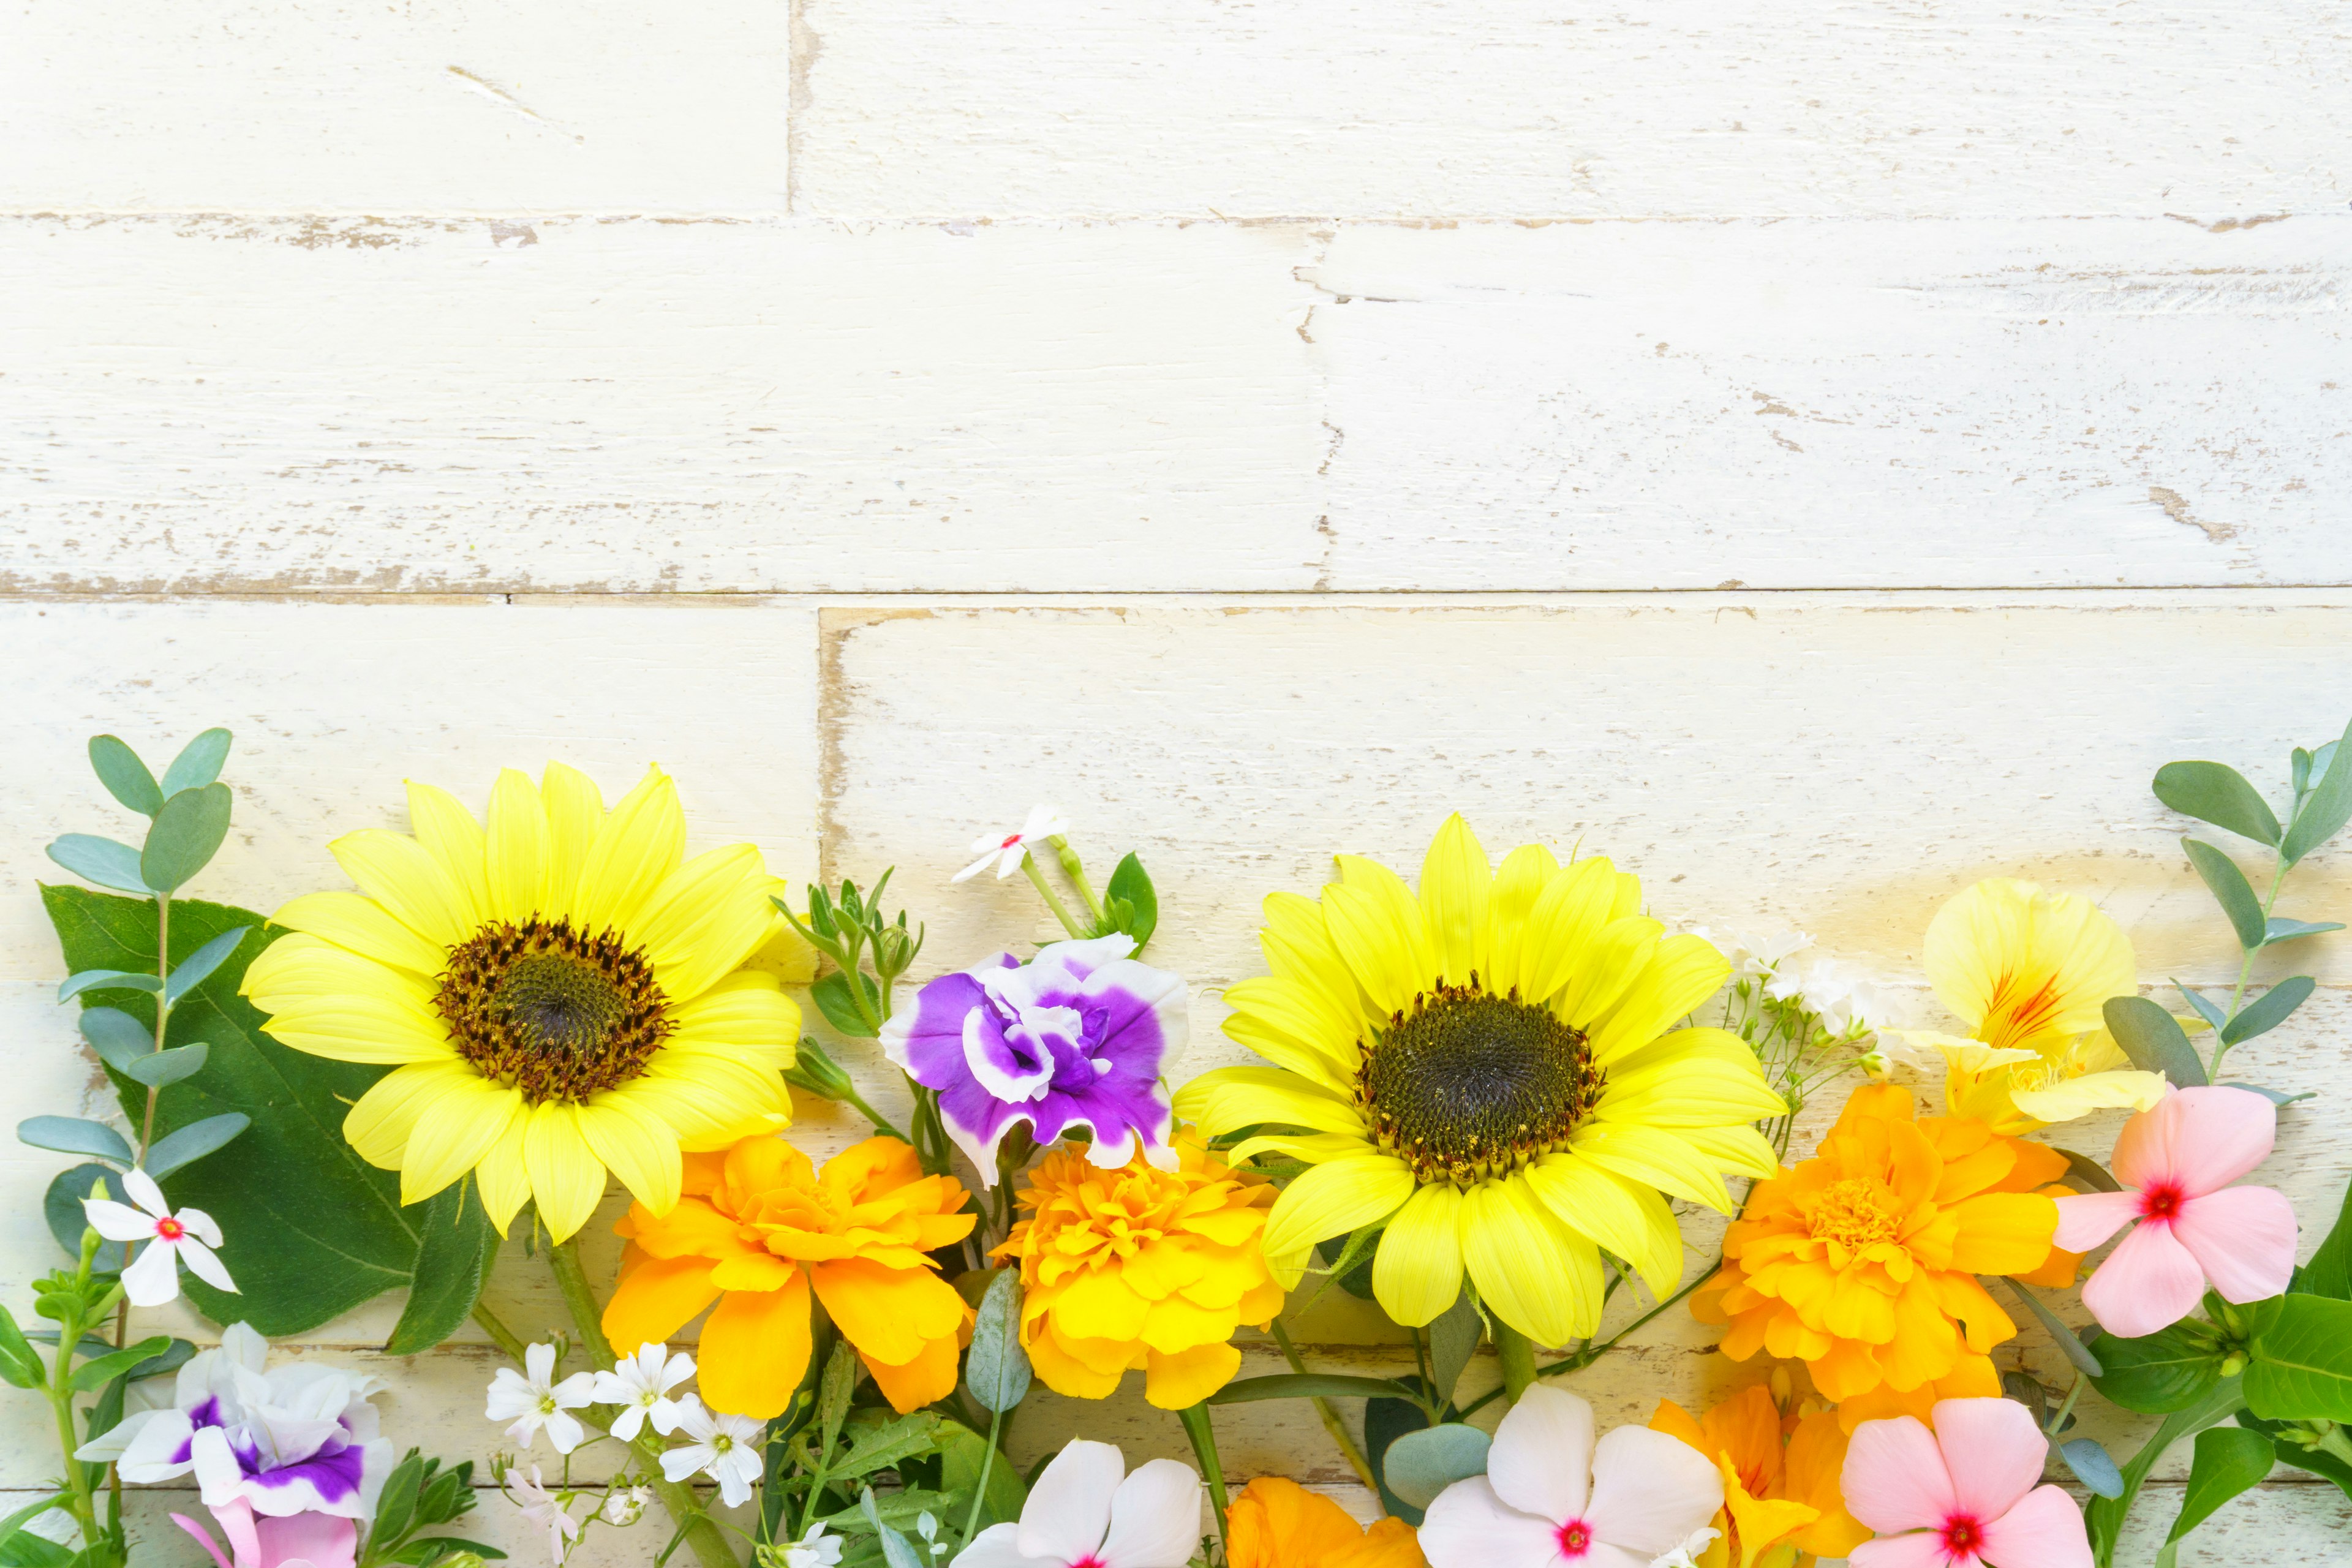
[
  {"x1": 404, "y1": 781, "x2": 489, "y2": 930},
  {"x1": 399, "y1": 1079, "x2": 524, "y2": 1206},
  {"x1": 1553, "y1": 914, "x2": 1664, "y2": 1033},
  {"x1": 1485, "y1": 842, "x2": 1560, "y2": 999},
  {"x1": 524, "y1": 1102, "x2": 611, "y2": 1242},
  {"x1": 574, "y1": 765, "x2": 686, "y2": 937},
  {"x1": 1570, "y1": 1123, "x2": 1738, "y2": 1213},
  {"x1": 1220, "y1": 1009, "x2": 1354, "y2": 1096},
  {"x1": 1223, "y1": 1131, "x2": 1370, "y2": 1167},
  {"x1": 1596, "y1": 1059, "x2": 1788, "y2": 1127},
  {"x1": 1515, "y1": 856, "x2": 1632, "y2": 1006},
  {"x1": 666, "y1": 971, "x2": 801, "y2": 1060},
  {"x1": 483, "y1": 767, "x2": 551, "y2": 925},
  {"x1": 1673, "y1": 1123, "x2": 1782, "y2": 1182},
  {"x1": 1417, "y1": 813, "x2": 1492, "y2": 987},
  {"x1": 243, "y1": 930, "x2": 437, "y2": 1007},
  {"x1": 1223, "y1": 975, "x2": 1361, "y2": 1077},
  {"x1": 635, "y1": 844, "x2": 775, "y2": 1002},
  {"x1": 578, "y1": 1095, "x2": 684, "y2": 1216},
  {"x1": 1322, "y1": 875, "x2": 1431, "y2": 1017},
  {"x1": 1170, "y1": 1069, "x2": 1365, "y2": 1140},
  {"x1": 1587, "y1": 933, "x2": 1733, "y2": 1063},
  {"x1": 1463, "y1": 1176, "x2": 1602, "y2": 1346},
  {"x1": 269, "y1": 892, "x2": 448, "y2": 977},
  {"x1": 1372, "y1": 1180, "x2": 1463, "y2": 1327},
  {"x1": 328, "y1": 829, "x2": 477, "y2": 949},
  {"x1": 475, "y1": 1117, "x2": 533, "y2": 1235},
  {"x1": 538, "y1": 762, "x2": 605, "y2": 919},
  {"x1": 1525, "y1": 1151, "x2": 1685, "y2": 1299},
  {"x1": 1259, "y1": 1154, "x2": 1416, "y2": 1267},
  {"x1": 1259, "y1": 892, "x2": 1362, "y2": 1014},
  {"x1": 342, "y1": 1061, "x2": 480, "y2": 1169}
]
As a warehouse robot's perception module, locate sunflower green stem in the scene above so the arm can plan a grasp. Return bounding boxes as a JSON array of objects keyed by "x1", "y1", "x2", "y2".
[
  {"x1": 1270, "y1": 1317, "x2": 1379, "y2": 1494},
  {"x1": 1019, "y1": 853, "x2": 1089, "y2": 940},
  {"x1": 546, "y1": 1238, "x2": 742, "y2": 1568},
  {"x1": 2213, "y1": 856, "x2": 2290, "y2": 1080},
  {"x1": 1491, "y1": 1321, "x2": 1539, "y2": 1406},
  {"x1": 1176, "y1": 1402, "x2": 1231, "y2": 1557}
]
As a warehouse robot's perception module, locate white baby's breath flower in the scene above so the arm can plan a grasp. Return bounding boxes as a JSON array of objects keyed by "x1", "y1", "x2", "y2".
[
  {"x1": 486, "y1": 1344, "x2": 597, "y2": 1455},
  {"x1": 505, "y1": 1466, "x2": 582, "y2": 1566},
  {"x1": 589, "y1": 1343, "x2": 695, "y2": 1441},
  {"x1": 1691, "y1": 925, "x2": 1812, "y2": 982},
  {"x1": 659, "y1": 1395, "x2": 765, "y2": 1509},
  {"x1": 599, "y1": 1484, "x2": 654, "y2": 1527}
]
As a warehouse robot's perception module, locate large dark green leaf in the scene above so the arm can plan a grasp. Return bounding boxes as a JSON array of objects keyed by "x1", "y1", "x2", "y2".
[
  {"x1": 2300, "y1": 1173, "x2": 2352, "y2": 1300},
  {"x1": 2091, "y1": 1321, "x2": 2226, "y2": 1414},
  {"x1": 2247, "y1": 1294, "x2": 2352, "y2": 1422},
  {"x1": 2166, "y1": 1426, "x2": 2275, "y2": 1542},
  {"x1": 2153, "y1": 761, "x2": 2280, "y2": 847},
  {"x1": 1103, "y1": 853, "x2": 1159, "y2": 952},
  {"x1": 43, "y1": 885, "x2": 424, "y2": 1334},
  {"x1": 384, "y1": 1182, "x2": 500, "y2": 1355}
]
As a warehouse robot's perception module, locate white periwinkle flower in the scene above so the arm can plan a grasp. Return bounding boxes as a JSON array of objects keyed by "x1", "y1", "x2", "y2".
[
  {"x1": 589, "y1": 1342, "x2": 695, "y2": 1441},
  {"x1": 949, "y1": 1438, "x2": 1202, "y2": 1567},
  {"x1": 81, "y1": 1167, "x2": 237, "y2": 1308},
  {"x1": 954, "y1": 804, "x2": 1070, "y2": 882},
  {"x1": 660, "y1": 1395, "x2": 765, "y2": 1509},
  {"x1": 486, "y1": 1343, "x2": 597, "y2": 1455}
]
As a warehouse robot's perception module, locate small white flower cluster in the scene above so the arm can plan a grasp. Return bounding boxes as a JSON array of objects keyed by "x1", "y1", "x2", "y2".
[{"x1": 1694, "y1": 925, "x2": 1905, "y2": 1039}]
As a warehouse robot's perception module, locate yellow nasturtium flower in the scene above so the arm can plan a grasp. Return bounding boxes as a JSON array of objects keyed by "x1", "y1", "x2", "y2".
[
  {"x1": 243, "y1": 764, "x2": 801, "y2": 1241},
  {"x1": 1890, "y1": 877, "x2": 2165, "y2": 1134},
  {"x1": 1174, "y1": 815, "x2": 1785, "y2": 1348}
]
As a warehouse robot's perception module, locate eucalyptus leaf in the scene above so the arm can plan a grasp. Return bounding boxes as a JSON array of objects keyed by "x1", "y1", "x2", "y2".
[
  {"x1": 1365, "y1": 1376, "x2": 1438, "y2": 1525},
  {"x1": 2282, "y1": 715, "x2": 2352, "y2": 865},
  {"x1": 80, "y1": 1007, "x2": 154, "y2": 1073},
  {"x1": 59, "y1": 968, "x2": 163, "y2": 1000},
  {"x1": 2263, "y1": 917, "x2": 2346, "y2": 946},
  {"x1": 2152, "y1": 760, "x2": 2281, "y2": 846},
  {"x1": 17, "y1": 1116, "x2": 132, "y2": 1167},
  {"x1": 140, "y1": 782, "x2": 232, "y2": 893},
  {"x1": 2059, "y1": 1438, "x2": 2125, "y2": 1499},
  {"x1": 2002, "y1": 1280, "x2": 2103, "y2": 1378},
  {"x1": 47, "y1": 886, "x2": 438, "y2": 1333},
  {"x1": 46, "y1": 834, "x2": 155, "y2": 895},
  {"x1": 43, "y1": 1165, "x2": 125, "y2": 1270},
  {"x1": 164, "y1": 926, "x2": 253, "y2": 1005},
  {"x1": 2247, "y1": 1293, "x2": 2352, "y2": 1422},
  {"x1": 2221, "y1": 976, "x2": 2315, "y2": 1046},
  {"x1": 2105, "y1": 996, "x2": 2207, "y2": 1088},
  {"x1": 1426, "y1": 1291, "x2": 1482, "y2": 1409},
  {"x1": 159, "y1": 729, "x2": 233, "y2": 798},
  {"x1": 124, "y1": 1043, "x2": 209, "y2": 1088},
  {"x1": 964, "y1": 1268, "x2": 1031, "y2": 1413},
  {"x1": 88, "y1": 736, "x2": 165, "y2": 816},
  {"x1": 2166, "y1": 1426, "x2": 2276, "y2": 1541},
  {"x1": 1381, "y1": 1423, "x2": 1491, "y2": 1510},
  {"x1": 146, "y1": 1112, "x2": 250, "y2": 1178},
  {"x1": 2220, "y1": 1082, "x2": 2315, "y2": 1108},
  {"x1": 2054, "y1": 1147, "x2": 2123, "y2": 1194},
  {"x1": 1104, "y1": 853, "x2": 1159, "y2": 952},
  {"x1": 2182, "y1": 839, "x2": 2266, "y2": 950},
  {"x1": 2172, "y1": 982, "x2": 2227, "y2": 1035}
]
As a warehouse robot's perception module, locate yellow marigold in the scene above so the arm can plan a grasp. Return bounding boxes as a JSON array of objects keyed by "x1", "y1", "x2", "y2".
[
  {"x1": 1227, "y1": 1477, "x2": 1427, "y2": 1568},
  {"x1": 1692, "y1": 1085, "x2": 2073, "y2": 1409},
  {"x1": 993, "y1": 1133, "x2": 1283, "y2": 1410},
  {"x1": 1649, "y1": 1383, "x2": 1869, "y2": 1568},
  {"x1": 604, "y1": 1134, "x2": 974, "y2": 1419}
]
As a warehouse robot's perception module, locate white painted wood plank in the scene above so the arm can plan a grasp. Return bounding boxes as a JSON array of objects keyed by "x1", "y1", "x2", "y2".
[
  {"x1": 0, "y1": 217, "x2": 1324, "y2": 594},
  {"x1": 0, "y1": 2, "x2": 790, "y2": 213},
  {"x1": 1308, "y1": 216, "x2": 2352, "y2": 590},
  {"x1": 793, "y1": 0, "x2": 2352, "y2": 221},
  {"x1": 8, "y1": 218, "x2": 2345, "y2": 594}
]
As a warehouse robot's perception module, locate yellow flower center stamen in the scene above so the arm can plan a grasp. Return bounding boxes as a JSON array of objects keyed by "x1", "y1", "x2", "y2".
[
  {"x1": 1357, "y1": 974, "x2": 1603, "y2": 1187},
  {"x1": 1806, "y1": 1177, "x2": 1902, "y2": 1249},
  {"x1": 434, "y1": 917, "x2": 674, "y2": 1104}
]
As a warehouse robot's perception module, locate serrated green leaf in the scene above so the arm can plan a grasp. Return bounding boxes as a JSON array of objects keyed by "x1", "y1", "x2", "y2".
[
  {"x1": 937, "y1": 1423, "x2": 1025, "y2": 1534},
  {"x1": 2222, "y1": 977, "x2": 2315, "y2": 1046},
  {"x1": 2154, "y1": 760, "x2": 2281, "y2": 847},
  {"x1": 372, "y1": 1455, "x2": 425, "y2": 1545},
  {"x1": 123, "y1": 1043, "x2": 209, "y2": 1088},
  {"x1": 831, "y1": 1412, "x2": 946, "y2": 1482},
  {"x1": 146, "y1": 1112, "x2": 249, "y2": 1178},
  {"x1": 384, "y1": 1181, "x2": 499, "y2": 1355},
  {"x1": 140, "y1": 782, "x2": 232, "y2": 893},
  {"x1": 964, "y1": 1268, "x2": 1031, "y2": 1413},
  {"x1": 2263, "y1": 917, "x2": 2346, "y2": 946},
  {"x1": 2167, "y1": 1426, "x2": 2275, "y2": 1541},
  {"x1": 46, "y1": 835, "x2": 154, "y2": 894},
  {"x1": 59, "y1": 969, "x2": 163, "y2": 1001},
  {"x1": 2090, "y1": 1321, "x2": 2225, "y2": 1414},
  {"x1": 2182, "y1": 839, "x2": 2266, "y2": 950},
  {"x1": 2283, "y1": 717, "x2": 2352, "y2": 865},
  {"x1": 2247, "y1": 1294, "x2": 2352, "y2": 1421},
  {"x1": 46, "y1": 886, "x2": 432, "y2": 1334},
  {"x1": 164, "y1": 927, "x2": 252, "y2": 1005},
  {"x1": 88, "y1": 736, "x2": 165, "y2": 816},
  {"x1": 2106, "y1": 996, "x2": 2207, "y2": 1088},
  {"x1": 159, "y1": 729, "x2": 232, "y2": 798},
  {"x1": 17, "y1": 1117, "x2": 132, "y2": 1167},
  {"x1": 67, "y1": 1336, "x2": 172, "y2": 1393},
  {"x1": 1104, "y1": 853, "x2": 1158, "y2": 952},
  {"x1": 810, "y1": 970, "x2": 881, "y2": 1038},
  {"x1": 42, "y1": 1166, "x2": 124, "y2": 1270}
]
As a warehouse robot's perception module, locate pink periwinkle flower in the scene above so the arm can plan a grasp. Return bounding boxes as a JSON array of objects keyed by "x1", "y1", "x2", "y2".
[
  {"x1": 172, "y1": 1500, "x2": 355, "y2": 1568},
  {"x1": 1842, "y1": 1398, "x2": 2091, "y2": 1568},
  {"x1": 2053, "y1": 1085, "x2": 2297, "y2": 1339}
]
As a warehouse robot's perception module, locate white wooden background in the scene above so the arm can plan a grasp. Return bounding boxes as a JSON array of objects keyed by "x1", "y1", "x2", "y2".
[{"x1": 6, "y1": 2, "x2": 2351, "y2": 1561}]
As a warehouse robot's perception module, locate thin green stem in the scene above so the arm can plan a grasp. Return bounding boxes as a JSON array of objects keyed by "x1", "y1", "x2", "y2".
[
  {"x1": 1019, "y1": 853, "x2": 1089, "y2": 939},
  {"x1": 960, "y1": 1404, "x2": 1006, "y2": 1546},
  {"x1": 472, "y1": 1300, "x2": 530, "y2": 1362},
  {"x1": 1047, "y1": 837, "x2": 1106, "y2": 923},
  {"x1": 1491, "y1": 1320, "x2": 1539, "y2": 1406},
  {"x1": 1456, "y1": 1259, "x2": 1718, "y2": 1422},
  {"x1": 1176, "y1": 1403, "x2": 1231, "y2": 1558},
  {"x1": 546, "y1": 1239, "x2": 740, "y2": 1568},
  {"x1": 50, "y1": 1322, "x2": 102, "y2": 1546},
  {"x1": 1270, "y1": 1319, "x2": 1378, "y2": 1494},
  {"x1": 839, "y1": 1086, "x2": 908, "y2": 1144},
  {"x1": 2045, "y1": 1371, "x2": 2087, "y2": 1436}
]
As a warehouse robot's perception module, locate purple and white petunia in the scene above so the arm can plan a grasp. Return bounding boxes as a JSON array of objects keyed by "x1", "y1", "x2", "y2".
[
  {"x1": 77, "y1": 1322, "x2": 391, "y2": 1521},
  {"x1": 880, "y1": 934, "x2": 1186, "y2": 1183}
]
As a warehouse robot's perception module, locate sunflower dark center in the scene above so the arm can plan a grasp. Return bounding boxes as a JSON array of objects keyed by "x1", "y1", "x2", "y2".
[
  {"x1": 434, "y1": 918, "x2": 672, "y2": 1104},
  {"x1": 1357, "y1": 976, "x2": 1600, "y2": 1186}
]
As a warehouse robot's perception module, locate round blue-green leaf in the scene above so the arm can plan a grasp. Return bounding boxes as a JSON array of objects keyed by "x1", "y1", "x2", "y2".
[
  {"x1": 1381, "y1": 1423, "x2": 1491, "y2": 1509},
  {"x1": 43, "y1": 1164, "x2": 126, "y2": 1270},
  {"x1": 146, "y1": 1112, "x2": 249, "y2": 1178},
  {"x1": 963, "y1": 1268, "x2": 1031, "y2": 1413},
  {"x1": 17, "y1": 1116, "x2": 133, "y2": 1167},
  {"x1": 88, "y1": 736, "x2": 164, "y2": 817},
  {"x1": 159, "y1": 729, "x2": 233, "y2": 798},
  {"x1": 2154, "y1": 760, "x2": 2280, "y2": 846},
  {"x1": 140, "y1": 782, "x2": 232, "y2": 893},
  {"x1": 47, "y1": 834, "x2": 155, "y2": 894},
  {"x1": 2059, "y1": 1438, "x2": 2125, "y2": 1498},
  {"x1": 80, "y1": 1007, "x2": 154, "y2": 1074}
]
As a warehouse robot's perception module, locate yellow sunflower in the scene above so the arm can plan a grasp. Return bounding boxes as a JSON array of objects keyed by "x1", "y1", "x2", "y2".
[
  {"x1": 1172, "y1": 815, "x2": 1784, "y2": 1347},
  {"x1": 241, "y1": 764, "x2": 801, "y2": 1242}
]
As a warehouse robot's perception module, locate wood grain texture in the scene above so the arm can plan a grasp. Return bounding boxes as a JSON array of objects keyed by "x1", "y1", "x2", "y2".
[{"x1": 792, "y1": 0, "x2": 2352, "y2": 221}]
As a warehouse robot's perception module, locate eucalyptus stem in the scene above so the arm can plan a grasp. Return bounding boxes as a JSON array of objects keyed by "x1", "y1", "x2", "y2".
[
  {"x1": 546, "y1": 1238, "x2": 741, "y2": 1568},
  {"x1": 1019, "y1": 854, "x2": 1088, "y2": 939},
  {"x1": 1491, "y1": 1320, "x2": 1539, "y2": 1406},
  {"x1": 2045, "y1": 1371, "x2": 2087, "y2": 1437},
  {"x1": 1270, "y1": 1318, "x2": 1378, "y2": 1493},
  {"x1": 2214, "y1": 857, "x2": 2290, "y2": 1079},
  {"x1": 1176, "y1": 1402, "x2": 1231, "y2": 1556}
]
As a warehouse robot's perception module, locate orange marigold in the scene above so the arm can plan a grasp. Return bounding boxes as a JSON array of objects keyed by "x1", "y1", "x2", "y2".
[
  {"x1": 1227, "y1": 1477, "x2": 1426, "y2": 1568},
  {"x1": 1650, "y1": 1382, "x2": 1869, "y2": 1568},
  {"x1": 604, "y1": 1133, "x2": 974, "y2": 1419},
  {"x1": 1692, "y1": 1085, "x2": 2074, "y2": 1412},
  {"x1": 994, "y1": 1133, "x2": 1284, "y2": 1409}
]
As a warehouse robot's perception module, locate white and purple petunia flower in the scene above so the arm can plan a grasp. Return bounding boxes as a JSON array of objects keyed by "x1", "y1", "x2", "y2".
[
  {"x1": 881, "y1": 933, "x2": 1186, "y2": 1184},
  {"x1": 76, "y1": 1321, "x2": 391, "y2": 1522}
]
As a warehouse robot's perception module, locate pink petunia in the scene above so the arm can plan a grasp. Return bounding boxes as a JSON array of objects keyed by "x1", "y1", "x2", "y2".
[
  {"x1": 1842, "y1": 1398, "x2": 2092, "y2": 1568},
  {"x1": 2053, "y1": 1086, "x2": 2298, "y2": 1339}
]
